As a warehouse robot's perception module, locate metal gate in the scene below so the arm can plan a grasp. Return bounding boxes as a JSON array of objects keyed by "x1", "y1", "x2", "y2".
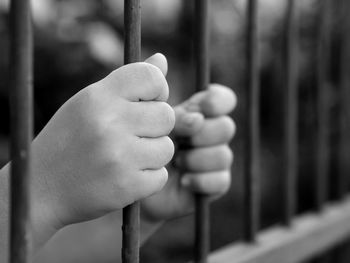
[{"x1": 5, "y1": 0, "x2": 350, "y2": 262}]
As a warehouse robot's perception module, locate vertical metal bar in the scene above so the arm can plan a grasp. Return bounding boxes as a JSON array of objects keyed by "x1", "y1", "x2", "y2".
[
  {"x1": 337, "y1": 0, "x2": 350, "y2": 200},
  {"x1": 194, "y1": 0, "x2": 210, "y2": 262},
  {"x1": 282, "y1": 0, "x2": 298, "y2": 226},
  {"x1": 9, "y1": 0, "x2": 33, "y2": 262},
  {"x1": 194, "y1": 196, "x2": 210, "y2": 263},
  {"x1": 315, "y1": 0, "x2": 332, "y2": 212},
  {"x1": 328, "y1": 0, "x2": 343, "y2": 202},
  {"x1": 122, "y1": 1, "x2": 141, "y2": 263},
  {"x1": 243, "y1": 0, "x2": 260, "y2": 242}
]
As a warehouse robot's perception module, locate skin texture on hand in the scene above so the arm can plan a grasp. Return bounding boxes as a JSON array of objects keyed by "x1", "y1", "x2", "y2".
[
  {"x1": 31, "y1": 54, "x2": 175, "y2": 228},
  {"x1": 141, "y1": 83, "x2": 236, "y2": 222},
  {"x1": 0, "y1": 50, "x2": 237, "y2": 263},
  {"x1": 0, "y1": 54, "x2": 175, "y2": 261},
  {"x1": 34, "y1": 79, "x2": 237, "y2": 263}
]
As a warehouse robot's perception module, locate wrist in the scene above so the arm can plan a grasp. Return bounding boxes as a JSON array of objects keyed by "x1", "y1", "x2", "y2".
[
  {"x1": 30, "y1": 146, "x2": 69, "y2": 248},
  {"x1": 0, "y1": 162, "x2": 62, "y2": 251}
]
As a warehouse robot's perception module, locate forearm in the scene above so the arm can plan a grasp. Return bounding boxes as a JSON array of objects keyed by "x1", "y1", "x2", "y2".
[{"x1": 34, "y1": 210, "x2": 163, "y2": 263}]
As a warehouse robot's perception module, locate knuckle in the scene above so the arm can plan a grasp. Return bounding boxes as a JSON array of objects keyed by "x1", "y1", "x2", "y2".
[
  {"x1": 158, "y1": 102, "x2": 176, "y2": 133},
  {"x1": 193, "y1": 177, "x2": 206, "y2": 192},
  {"x1": 220, "y1": 116, "x2": 236, "y2": 141},
  {"x1": 193, "y1": 171, "x2": 231, "y2": 195},
  {"x1": 231, "y1": 90, "x2": 238, "y2": 110},
  {"x1": 216, "y1": 84, "x2": 237, "y2": 110},
  {"x1": 103, "y1": 139, "x2": 125, "y2": 170},
  {"x1": 122, "y1": 62, "x2": 168, "y2": 100},
  {"x1": 115, "y1": 172, "x2": 131, "y2": 192},
  {"x1": 162, "y1": 136, "x2": 175, "y2": 164},
  {"x1": 90, "y1": 114, "x2": 109, "y2": 142},
  {"x1": 141, "y1": 62, "x2": 162, "y2": 77},
  {"x1": 203, "y1": 94, "x2": 217, "y2": 114},
  {"x1": 217, "y1": 171, "x2": 231, "y2": 194},
  {"x1": 217, "y1": 145, "x2": 234, "y2": 168},
  {"x1": 93, "y1": 115, "x2": 124, "y2": 148},
  {"x1": 148, "y1": 136, "x2": 175, "y2": 168},
  {"x1": 204, "y1": 84, "x2": 238, "y2": 115},
  {"x1": 77, "y1": 86, "x2": 100, "y2": 115},
  {"x1": 107, "y1": 67, "x2": 121, "y2": 81},
  {"x1": 154, "y1": 168, "x2": 169, "y2": 192},
  {"x1": 142, "y1": 63, "x2": 168, "y2": 99}
]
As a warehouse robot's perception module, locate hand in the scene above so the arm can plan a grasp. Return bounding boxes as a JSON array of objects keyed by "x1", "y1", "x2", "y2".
[
  {"x1": 33, "y1": 82, "x2": 237, "y2": 263},
  {"x1": 141, "y1": 83, "x2": 237, "y2": 222},
  {"x1": 31, "y1": 53, "x2": 175, "y2": 231}
]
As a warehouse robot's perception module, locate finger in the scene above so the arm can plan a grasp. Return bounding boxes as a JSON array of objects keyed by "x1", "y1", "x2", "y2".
[
  {"x1": 128, "y1": 101, "x2": 175, "y2": 137},
  {"x1": 172, "y1": 105, "x2": 205, "y2": 136},
  {"x1": 184, "y1": 84, "x2": 237, "y2": 117},
  {"x1": 135, "y1": 167, "x2": 169, "y2": 200},
  {"x1": 176, "y1": 145, "x2": 233, "y2": 172},
  {"x1": 144, "y1": 53, "x2": 168, "y2": 76},
  {"x1": 181, "y1": 170, "x2": 231, "y2": 195},
  {"x1": 98, "y1": 61, "x2": 169, "y2": 102},
  {"x1": 140, "y1": 175, "x2": 195, "y2": 220},
  {"x1": 191, "y1": 116, "x2": 236, "y2": 147},
  {"x1": 133, "y1": 136, "x2": 175, "y2": 170}
]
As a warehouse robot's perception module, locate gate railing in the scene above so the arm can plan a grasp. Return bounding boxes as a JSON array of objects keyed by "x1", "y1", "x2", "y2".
[{"x1": 7, "y1": 0, "x2": 350, "y2": 263}]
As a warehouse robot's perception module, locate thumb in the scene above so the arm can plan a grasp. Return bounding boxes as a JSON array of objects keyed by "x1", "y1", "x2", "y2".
[
  {"x1": 144, "y1": 53, "x2": 168, "y2": 76},
  {"x1": 172, "y1": 104, "x2": 205, "y2": 137},
  {"x1": 182, "y1": 84, "x2": 237, "y2": 117}
]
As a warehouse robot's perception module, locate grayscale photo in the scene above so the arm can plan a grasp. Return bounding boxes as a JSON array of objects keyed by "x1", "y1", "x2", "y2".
[{"x1": 0, "y1": 0, "x2": 349, "y2": 262}]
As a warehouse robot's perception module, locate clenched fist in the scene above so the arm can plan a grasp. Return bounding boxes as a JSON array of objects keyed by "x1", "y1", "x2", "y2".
[
  {"x1": 31, "y1": 54, "x2": 174, "y2": 229},
  {"x1": 33, "y1": 57, "x2": 237, "y2": 263},
  {"x1": 141, "y1": 83, "x2": 236, "y2": 222}
]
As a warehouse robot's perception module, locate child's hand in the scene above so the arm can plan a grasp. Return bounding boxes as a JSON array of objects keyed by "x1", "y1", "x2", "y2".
[
  {"x1": 31, "y1": 54, "x2": 175, "y2": 230},
  {"x1": 33, "y1": 82, "x2": 237, "y2": 263},
  {"x1": 141, "y1": 84, "x2": 236, "y2": 222}
]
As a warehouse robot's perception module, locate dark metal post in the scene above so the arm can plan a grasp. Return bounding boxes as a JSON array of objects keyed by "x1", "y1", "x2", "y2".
[
  {"x1": 315, "y1": 0, "x2": 332, "y2": 212},
  {"x1": 194, "y1": 0, "x2": 210, "y2": 262},
  {"x1": 9, "y1": 0, "x2": 33, "y2": 262},
  {"x1": 282, "y1": 0, "x2": 298, "y2": 226},
  {"x1": 244, "y1": 0, "x2": 260, "y2": 242},
  {"x1": 122, "y1": 1, "x2": 141, "y2": 262},
  {"x1": 337, "y1": 0, "x2": 350, "y2": 200}
]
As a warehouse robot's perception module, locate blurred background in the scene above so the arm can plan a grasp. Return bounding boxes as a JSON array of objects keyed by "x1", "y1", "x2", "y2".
[{"x1": 0, "y1": 0, "x2": 348, "y2": 262}]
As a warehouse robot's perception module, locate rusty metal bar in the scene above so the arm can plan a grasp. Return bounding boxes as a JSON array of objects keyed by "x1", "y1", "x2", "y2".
[
  {"x1": 243, "y1": 0, "x2": 260, "y2": 242},
  {"x1": 122, "y1": 0, "x2": 141, "y2": 262},
  {"x1": 282, "y1": 0, "x2": 298, "y2": 226},
  {"x1": 9, "y1": 0, "x2": 33, "y2": 262},
  {"x1": 315, "y1": 0, "x2": 332, "y2": 212},
  {"x1": 194, "y1": 0, "x2": 210, "y2": 262}
]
